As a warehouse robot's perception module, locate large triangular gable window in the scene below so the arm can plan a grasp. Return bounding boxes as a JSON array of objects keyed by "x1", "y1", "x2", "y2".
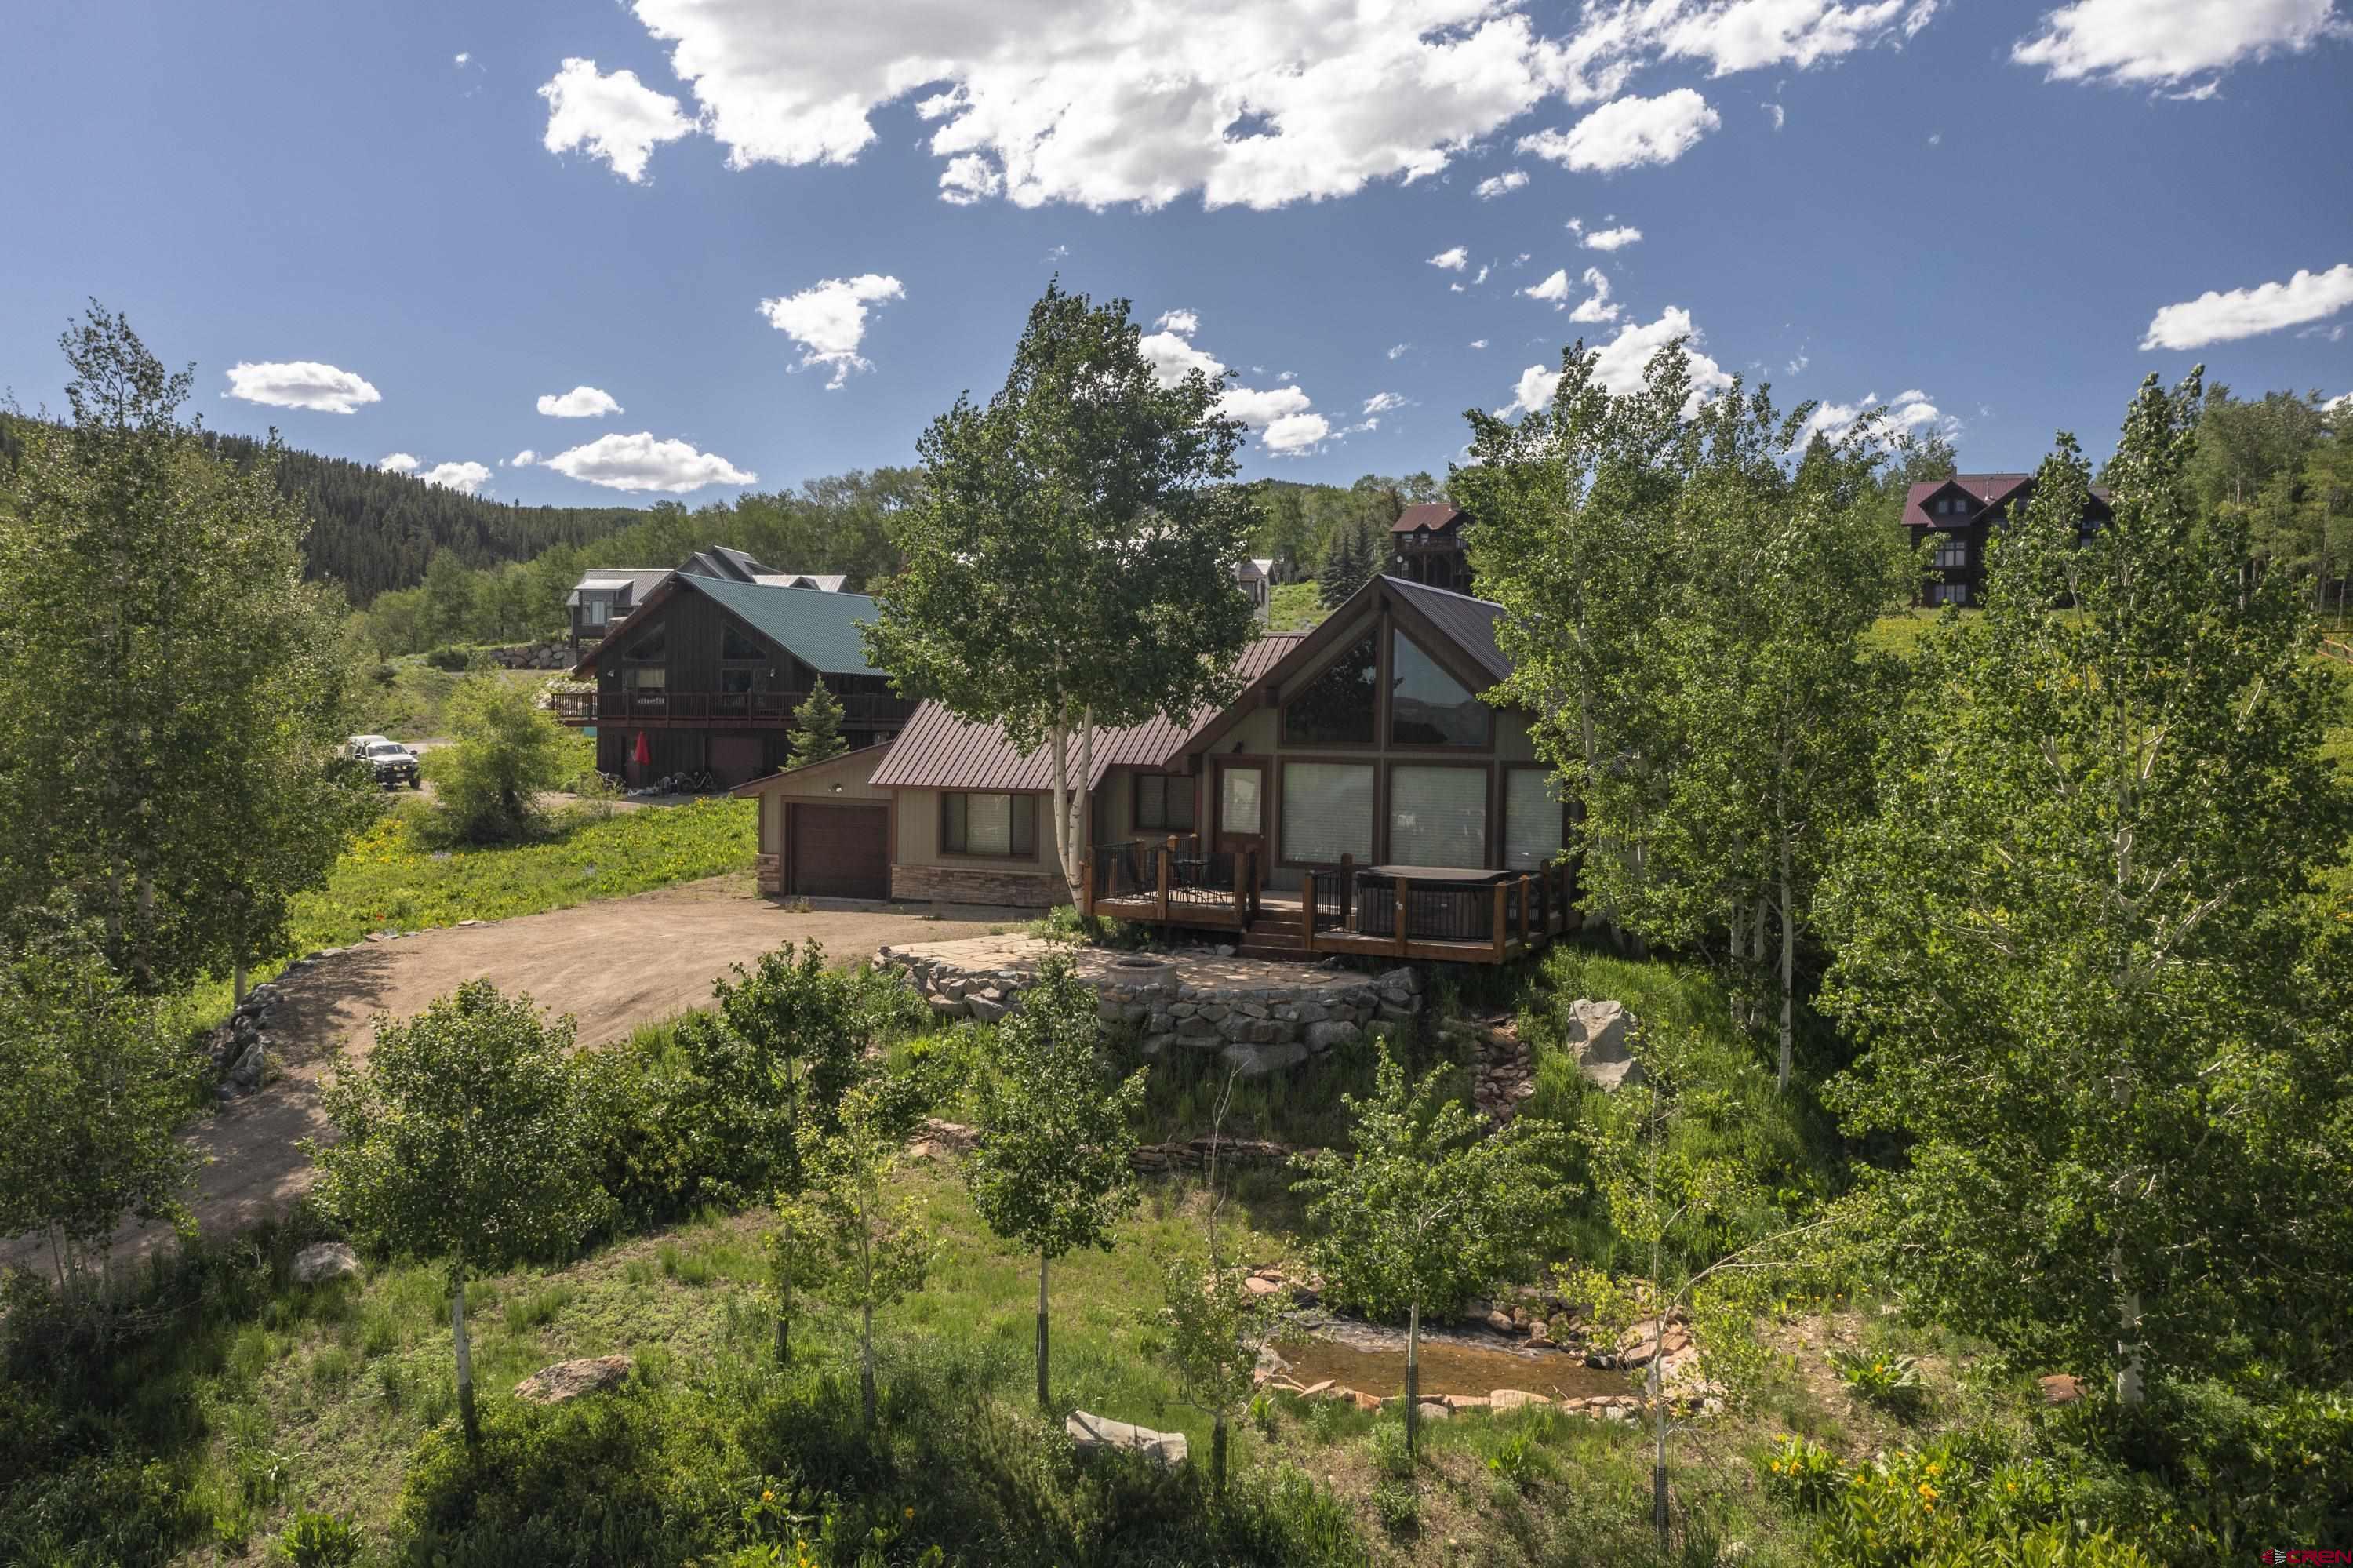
[
  {"x1": 1389, "y1": 631, "x2": 1489, "y2": 747},
  {"x1": 1282, "y1": 631, "x2": 1377, "y2": 745}
]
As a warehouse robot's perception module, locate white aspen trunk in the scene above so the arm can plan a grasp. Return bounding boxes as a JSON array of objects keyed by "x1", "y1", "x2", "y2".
[
  {"x1": 234, "y1": 961, "x2": 248, "y2": 1008},
  {"x1": 2111, "y1": 1079, "x2": 2145, "y2": 1405},
  {"x1": 1070, "y1": 707, "x2": 1094, "y2": 900},
  {"x1": 1048, "y1": 715, "x2": 1075, "y2": 897},
  {"x1": 861, "y1": 1300, "x2": 877, "y2": 1429},
  {"x1": 1405, "y1": 1297, "x2": 1421, "y2": 1454},
  {"x1": 452, "y1": 1275, "x2": 478, "y2": 1442},
  {"x1": 1036, "y1": 1251, "x2": 1052, "y2": 1409},
  {"x1": 1777, "y1": 836, "x2": 1795, "y2": 1093}
]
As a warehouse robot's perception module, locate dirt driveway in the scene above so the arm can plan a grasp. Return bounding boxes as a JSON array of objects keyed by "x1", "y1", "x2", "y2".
[{"x1": 1, "y1": 876, "x2": 1007, "y2": 1271}]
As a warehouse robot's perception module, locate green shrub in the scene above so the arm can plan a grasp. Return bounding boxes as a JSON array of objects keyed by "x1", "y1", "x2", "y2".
[
  {"x1": 1830, "y1": 1347, "x2": 1925, "y2": 1415},
  {"x1": 423, "y1": 646, "x2": 473, "y2": 671},
  {"x1": 1369, "y1": 1478, "x2": 1417, "y2": 1536},
  {"x1": 427, "y1": 675, "x2": 570, "y2": 844},
  {"x1": 275, "y1": 1509, "x2": 362, "y2": 1566},
  {"x1": 1366, "y1": 1419, "x2": 1414, "y2": 1481},
  {"x1": 1760, "y1": 1433, "x2": 1842, "y2": 1511}
]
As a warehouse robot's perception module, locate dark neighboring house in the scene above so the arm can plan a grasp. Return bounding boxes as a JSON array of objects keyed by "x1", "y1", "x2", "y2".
[
  {"x1": 1389, "y1": 502, "x2": 1471, "y2": 591},
  {"x1": 1904, "y1": 473, "x2": 2112, "y2": 606},
  {"x1": 566, "y1": 546, "x2": 849, "y2": 658},
  {"x1": 559, "y1": 571, "x2": 913, "y2": 786}
]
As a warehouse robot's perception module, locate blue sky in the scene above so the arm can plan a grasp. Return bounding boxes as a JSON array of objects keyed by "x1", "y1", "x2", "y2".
[{"x1": 4, "y1": 0, "x2": 2348, "y2": 509}]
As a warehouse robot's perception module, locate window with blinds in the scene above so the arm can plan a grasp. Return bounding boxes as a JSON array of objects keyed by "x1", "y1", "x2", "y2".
[
  {"x1": 1389, "y1": 766, "x2": 1487, "y2": 866},
  {"x1": 1503, "y1": 768, "x2": 1566, "y2": 870},
  {"x1": 943, "y1": 792, "x2": 1037, "y2": 857},
  {"x1": 1280, "y1": 762, "x2": 1373, "y2": 864}
]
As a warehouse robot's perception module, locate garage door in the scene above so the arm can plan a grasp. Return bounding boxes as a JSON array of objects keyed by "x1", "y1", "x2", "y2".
[{"x1": 788, "y1": 803, "x2": 889, "y2": 900}]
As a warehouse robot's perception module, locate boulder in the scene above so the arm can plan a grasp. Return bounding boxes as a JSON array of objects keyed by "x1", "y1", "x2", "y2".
[
  {"x1": 966, "y1": 995, "x2": 1010, "y2": 1024},
  {"x1": 229, "y1": 1041, "x2": 267, "y2": 1090},
  {"x1": 1349, "y1": 1388, "x2": 1384, "y2": 1413},
  {"x1": 1485, "y1": 1309, "x2": 1517, "y2": 1334},
  {"x1": 2038, "y1": 1373, "x2": 2086, "y2": 1406},
  {"x1": 1489, "y1": 1388, "x2": 1551, "y2": 1412},
  {"x1": 1411, "y1": 1398, "x2": 1451, "y2": 1421},
  {"x1": 291, "y1": 1242, "x2": 360, "y2": 1284},
  {"x1": 929, "y1": 995, "x2": 969, "y2": 1019},
  {"x1": 1220, "y1": 1040, "x2": 1308, "y2": 1076},
  {"x1": 1376, "y1": 966, "x2": 1422, "y2": 995},
  {"x1": 1067, "y1": 1410, "x2": 1188, "y2": 1468},
  {"x1": 514, "y1": 1355, "x2": 635, "y2": 1404},
  {"x1": 1300, "y1": 1379, "x2": 1338, "y2": 1400},
  {"x1": 1565, "y1": 999, "x2": 1646, "y2": 1091},
  {"x1": 1242, "y1": 1275, "x2": 1285, "y2": 1298},
  {"x1": 1442, "y1": 1394, "x2": 1490, "y2": 1411}
]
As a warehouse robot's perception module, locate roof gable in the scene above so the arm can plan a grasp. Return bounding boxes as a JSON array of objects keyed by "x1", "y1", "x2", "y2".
[
  {"x1": 870, "y1": 635, "x2": 1305, "y2": 793},
  {"x1": 1391, "y1": 502, "x2": 1465, "y2": 534},
  {"x1": 573, "y1": 573, "x2": 884, "y2": 677}
]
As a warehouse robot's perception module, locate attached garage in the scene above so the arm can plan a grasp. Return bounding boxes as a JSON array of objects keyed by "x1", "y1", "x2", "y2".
[
  {"x1": 731, "y1": 743, "x2": 897, "y2": 902},
  {"x1": 785, "y1": 802, "x2": 889, "y2": 899}
]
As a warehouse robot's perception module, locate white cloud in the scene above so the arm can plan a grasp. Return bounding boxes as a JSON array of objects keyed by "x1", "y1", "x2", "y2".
[
  {"x1": 1362, "y1": 391, "x2": 1409, "y2": 416},
  {"x1": 536, "y1": 384, "x2": 623, "y2": 418},
  {"x1": 1043, "y1": 242, "x2": 1070, "y2": 261},
  {"x1": 453, "y1": 52, "x2": 471, "y2": 66},
  {"x1": 1583, "y1": 224, "x2": 1642, "y2": 250},
  {"x1": 1657, "y1": 0, "x2": 1943, "y2": 75},
  {"x1": 616, "y1": 0, "x2": 1630, "y2": 210},
  {"x1": 1475, "y1": 264, "x2": 1490, "y2": 284},
  {"x1": 757, "y1": 274, "x2": 906, "y2": 387},
  {"x1": 2013, "y1": 0, "x2": 2344, "y2": 89},
  {"x1": 223, "y1": 361, "x2": 381, "y2": 414},
  {"x1": 1520, "y1": 89, "x2": 1720, "y2": 173},
  {"x1": 2327, "y1": 391, "x2": 2352, "y2": 413},
  {"x1": 1796, "y1": 387, "x2": 1951, "y2": 447},
  {"x1": 1387, "y1": 342, "x2": 1410, "y2": 360},
  {"x1": 1260, "y1": 412, "x2": 1333, "y2": 455},
  {"x1": 1428, "y1": 246, "x2": 1470, "y2": 271},
  {"x1": 2299, "y1": 322, "x2": 2346, "y2": 342},
  {"x1": 542, "y1": 432, "x2": 756, "y2": 493},
  {"x1": 1469, "y1": 338, "x2": 1489, "y2": 349},
  {"x1": 1765, "y1": 101, "x2": 1786, "y2": 129},
  {"x1": 1476, "y1": 169, "x2": 1529, "y2": 199},
  {"x1": 938, "y1": 153, "x2": 1002, "y2": 205},
  {"x1": 2141, "y1": 263, "x2": 2353, "y2": 350},
  {"x1": 416, "y1": 460, "x2": 493, "y2": 495},
  {"x1": 1277, "y1": 369, "x2": 1298, "y2": 382},
  {"x1": 1523, "y1": 268, "x2": 1573, "y2": 304},
  {"x1": 507, "y1": 449, "x2": 539, "y2": 467},
  {"x1": 1499, "y1": 307, "x2": 1733, "y2": 416},
  {"x1": 1220, "y1": 385, "x2": 1315, "y2": 425},
  {"x1": 1523, "y1": 266, "x2": 1619, "y2": 322},
  {"x1": 537, "y1": 56, "x2": 696, "y2": 184},
  {"x1": 1787, "y1": 351, "x2": 1809, "y2": 375},
  {"x1": 1569, "y1": 267, "x2": 1620, "y2": 323},
  {"x1": 1155, "y1": 308, "x2": 1201, "y2": 334},
  {"x1": 1140, "y1": 331, "x2": 1226, "y2": 387},
  {"x1": 574, "y1": 0, "x2": 1944, "y2": 206},
  {"x1": 377, "y1": 452, "x2": 420, "y2": 474}
]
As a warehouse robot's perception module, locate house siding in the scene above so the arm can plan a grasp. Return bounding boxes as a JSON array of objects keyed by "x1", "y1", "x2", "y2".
[{"x1": 888, "y1": 784, "x2": 1068, "y2": 908}]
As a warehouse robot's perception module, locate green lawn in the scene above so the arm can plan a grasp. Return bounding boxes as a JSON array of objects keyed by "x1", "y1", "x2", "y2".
[
  {"x1": 1267, "y1": 580, "x2": 1329, "y2": 632},
  {"x1": 293, "y1": 796, "x2": 755, "y2": 951}
]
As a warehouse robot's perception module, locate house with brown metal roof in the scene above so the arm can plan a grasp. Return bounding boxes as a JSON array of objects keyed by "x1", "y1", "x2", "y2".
[
  {"x1": 1904, "y1": 473, "x2": 2111, "y2": 606},
  {"x1": 1388, "y1": 502, "x2": 1471, "y2": 591},
  {"x1": 732, "y1": 574, "x2": 1578, "y2": 963}
]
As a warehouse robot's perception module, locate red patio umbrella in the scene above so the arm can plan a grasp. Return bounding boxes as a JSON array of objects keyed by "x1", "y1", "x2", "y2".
[{"x1": 632, "y1": 729, "x2": 650, "y2": 768}]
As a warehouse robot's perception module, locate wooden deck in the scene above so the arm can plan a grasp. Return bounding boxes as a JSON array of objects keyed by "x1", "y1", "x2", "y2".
[{"x1": 1082, "y1": 840, "x2": 1576, "y2": 966}]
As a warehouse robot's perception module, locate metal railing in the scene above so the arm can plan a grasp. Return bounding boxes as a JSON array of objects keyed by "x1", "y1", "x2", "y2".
[{"x1": 1081, "y1": 837, "x2": 1257, "y2": 923}]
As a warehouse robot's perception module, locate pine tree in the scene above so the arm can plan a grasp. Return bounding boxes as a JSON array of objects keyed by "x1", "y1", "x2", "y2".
[{"x1": 787, "y1": 682, "x2": 848, "y2": 769}]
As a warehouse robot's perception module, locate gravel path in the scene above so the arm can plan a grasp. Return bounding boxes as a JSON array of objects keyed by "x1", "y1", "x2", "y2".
[{"x1": 1, "y1": 877, "x2": 1009, "y2": 1271}]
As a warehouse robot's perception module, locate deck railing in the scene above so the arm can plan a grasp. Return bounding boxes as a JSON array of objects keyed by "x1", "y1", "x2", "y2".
[
  {"x1": 550, "y1": 689, "x2": 916, "y2": 726},
  {"x1": 1082, "y1": 837, "x2": 1257, "y2": 923}
]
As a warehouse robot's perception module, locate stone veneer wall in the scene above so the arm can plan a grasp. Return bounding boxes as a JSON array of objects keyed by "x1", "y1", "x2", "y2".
[
  {"x1": 877, "y1": 936, "x2": 1425, "y2": 1077},
  {"x1": 890, "y1": 864, "x2": 1067, "y2": 908},
  {"x1": 755, "y1": 853, "x2": 782, "y2": 896}
]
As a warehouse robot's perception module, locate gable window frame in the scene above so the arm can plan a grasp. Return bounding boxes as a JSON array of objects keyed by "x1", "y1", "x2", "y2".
[
  {"x1": 941, "y1": 791, "x2": 1038, "y2": 859},
  {"x1": 1133, "y1": 773, "x2": 1195, "y2": 834},
  {"x1": 1280, "y1": 627, "x2": 1380, "y2": 748},
  {"x1": 1387, "y1": 627, "x2": 1493, "y2": 750},
  {"x1": 720, "y1": 620, "x2": 766, "y2": 664}
]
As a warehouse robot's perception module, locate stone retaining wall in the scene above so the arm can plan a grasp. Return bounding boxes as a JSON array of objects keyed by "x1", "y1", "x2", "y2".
[
  {"x1": 877, "y1": 935, "x2": 1424, "y2": 1076},
  {"x1": 890, "y1": 864, "x2": 1066, "y2": 908},
  {"x1": 483, "y1": 642, "x2": 574, "y2": 670}
]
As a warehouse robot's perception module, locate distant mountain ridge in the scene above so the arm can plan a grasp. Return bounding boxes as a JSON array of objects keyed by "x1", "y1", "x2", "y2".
[{"x1": 198, "y1": 434, "x2": 648, "y2": 601}]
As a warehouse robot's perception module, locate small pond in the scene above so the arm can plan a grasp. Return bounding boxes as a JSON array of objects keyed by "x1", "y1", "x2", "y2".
[{"x1": 1276, "y1": 1336, "x2": 1631, "y2": 1401}]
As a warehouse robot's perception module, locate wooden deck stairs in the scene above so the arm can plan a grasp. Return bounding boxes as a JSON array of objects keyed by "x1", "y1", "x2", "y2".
[{"x1": 1235, "y1": 915, "x2": 1312, "y2": 962}]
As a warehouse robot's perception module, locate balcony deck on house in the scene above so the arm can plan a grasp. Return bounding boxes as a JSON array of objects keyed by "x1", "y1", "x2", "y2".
[
  {"x1": 548, "y1": 689, "x2": 917, "y2": 729},
  {"x1": 1081, "y1": 837, "x2": 1576, "y2": 965}
]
